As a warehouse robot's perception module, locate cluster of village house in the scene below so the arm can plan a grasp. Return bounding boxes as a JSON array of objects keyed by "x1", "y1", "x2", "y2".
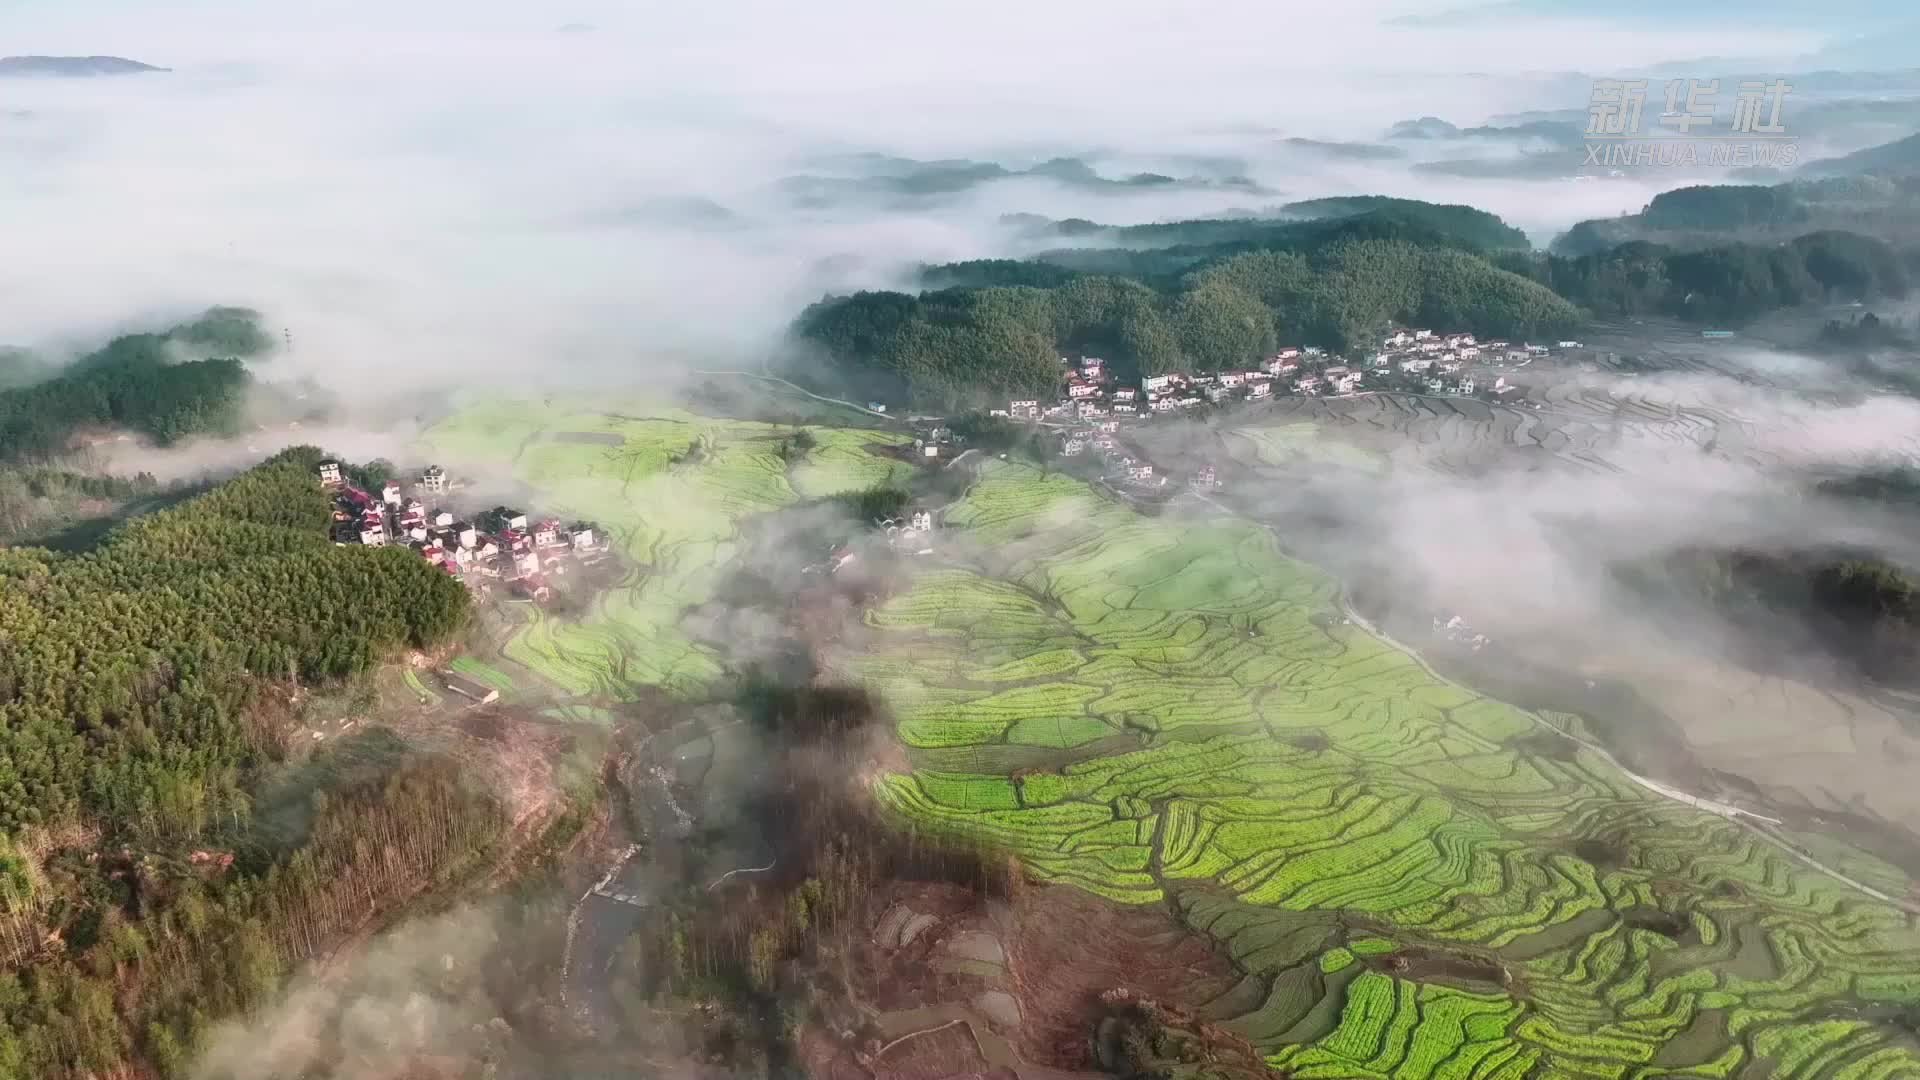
[
  {"x1": 317, "y1": 460, "x2": 607, "y2": 603},
  {"x1": 988, "y1": 329, "x2": 1582, "y2": 489}
]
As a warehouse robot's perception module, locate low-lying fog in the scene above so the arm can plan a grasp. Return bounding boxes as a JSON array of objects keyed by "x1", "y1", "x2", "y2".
[{"x1": 1, "y1": 0, "x2": 1870, "y2": 384}]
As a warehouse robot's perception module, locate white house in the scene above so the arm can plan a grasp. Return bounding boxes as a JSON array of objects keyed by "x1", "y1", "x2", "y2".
[
  {"x1": 1248, "y1": 381, "x2": 1272, "y2": 399},
  {"x1": 1218, "y1": 371, "x2": 1246, "y2": 388},
  {"x1": 1144, "y1": 373, "x2": 1179, "y2": 394},
  {"x1": 420, "y1": 465, "x2": 448, "y2": 494},
  {"x1": 318, "y1": 460, "x2": 344, "y2": 486}
]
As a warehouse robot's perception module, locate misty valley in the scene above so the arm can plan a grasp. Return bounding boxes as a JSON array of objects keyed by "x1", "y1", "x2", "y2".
[{"x1": 9, "y1": 13, "x2": 1920, "y2": 1080}]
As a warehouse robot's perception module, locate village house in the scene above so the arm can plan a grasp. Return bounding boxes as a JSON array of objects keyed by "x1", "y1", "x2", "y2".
[
  {"x1": 317, "y1": 460, "x2": 343, "y2": 487},
  {"x1": 1126, "y1": 463, "x2": 1156, "y2": 483},
  {"x1": 456, "y1": 522, "x2": 478, "y2": 549},
  {"x1": 1204, "y1": 384, "x2": 1232, "y2": 404},
  {"x1": 513, "y1": 550, "x2": 541, "y2": 578},
  {"x1": 569, "y1": 523, "x2": 598, "y2": 551},
  {"x1": 359, "y1": 524, "x2": 387, "y2": 547},
  {"x1": 1445, "y1": 333, "x2": 1476, "y2": 348},
  {"x1": 381, "y1": 480, "x2": 403, "y2": 506},
  {"x1": 534, "y1": 520, "x2": 565, "y2": 548},
  {"x1": 1383, "y1": 330, "x2": 1412, "y2": 347},
  {"x1": 1080, "y1": 357, "x2": 1105, "y2": 379},
  {"x1": 1294, "y1": 375, "x2": 1323, "y2": 395},
  {"x1": 1112, "y1": 387, "x2": 1137, "y2": 402},
  {"x1": 1143, "y1": 373, "x2": 1181, "y2": 394},
  {"x1": 1329, "y1": 371, "x2": 1362, "y2": 395},
  {"x1": 1042, "y1": 402, "x2": 1070, "y2": 419},
  {"x1": 1400, "y1": 356, "x2": 1434, "y2": 374},
  {"x1": 1218, "y1": 371, "x2": 1246, "y2": 388},
  {"x1": 1190, "y1": 465, "x2": 1218, "y2": 492},
  {"x1": 1248, "y1": 380, "x2": 1272, "y2": 399},
  {"x1": 1427, "y1": 376, "x2": 1446, "y2": 394},
  {"x1": 1150, "y1": 397, "x2": 1177, "y2": 413},
  {"x1": 1061, "y1": 435, "x2": 1086, "y2": 456},
  {"x1": 420, "y1": 465, "x2": 448, "y2": 494},
  {"x1": 1009, "y1": 399, "x2": 1039, "y2": 419},
  {"x1": 1413, "y1": 329, "x2": 1434, "y2": 341},
  {"x1": 1458, "y1": 375, "x2": 1477, "y2": 394},
  {"x1": 1066, "y1": 379, "x2": 1099, "y2": 399},
  {"x1": 434, "y1": 510, "x2": 455, "y2": 527},
  {"x1": 1112, "y1": 402, "x2": 1138, "y2": 415}
]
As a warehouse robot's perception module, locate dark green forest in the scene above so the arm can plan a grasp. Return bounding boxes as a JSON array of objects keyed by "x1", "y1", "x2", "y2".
[
  {"x1": 0, "y1": 446, "x2": 469, "y2": 836},
  {"x1": 0, "y1": 447, "x2": 479, "y2": 1076},
  {"x1": 798, "y1": 216, "x2": 1580, "y2": 409},
  {"x1": 1554, "y1": 175, "x2": 1920, "y2": 256},
  {"x1": 0, "y1": 308, "x2": 270, "y2": 464},
  {"x1": 1499, "y1": 230, "x2": 1911, "y2": 324},
  {"x1": 992, "y1": 196, "x2": 1530, "y2": 261}
]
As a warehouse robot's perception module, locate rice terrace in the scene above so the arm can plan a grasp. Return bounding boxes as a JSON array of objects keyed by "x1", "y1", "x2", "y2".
[{"x1": 421, "y1": 389, "x2": 1920, "y2": 1080}]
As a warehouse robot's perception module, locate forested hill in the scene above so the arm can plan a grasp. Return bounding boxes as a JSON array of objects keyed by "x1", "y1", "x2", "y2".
[
  {"x1": 0, "y1": 55, "x2": 167, "y2": 77},
  {"x1": 796, "y1": 211, "x2": 1579, "y2": 409},
  {"x1": 0, "y1": 307, "x2": 271, "y2": 462},
  {"x1": 0, "y1": 445, "x2": 469, "y2": 836},
  {"x1": 1499, "y1": 229, "x2": 1911, "y2": 324},
  {"x1": 1553, "y1": 175, "x2": 1920, "y2": 254},
  {"x1": 997, "y1": 197, "x2": 1531, "y2": 260}
]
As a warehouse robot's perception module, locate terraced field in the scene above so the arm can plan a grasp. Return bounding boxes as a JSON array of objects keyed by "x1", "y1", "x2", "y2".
[
  {"x1": 839, "y1": 459, "x2": 1920, "y2": 1080},
  {"x1": 424, "y1": 397, "x2": 908, "y2": 700}
]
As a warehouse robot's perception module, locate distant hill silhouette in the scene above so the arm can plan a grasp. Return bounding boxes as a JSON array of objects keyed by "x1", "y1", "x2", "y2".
[
  {"x1": 0, "y1": 55, "x2": 168, "y2": 77},
  {"x1": 1804, "y1": 130, "x2": 1920, "y2": 177}
]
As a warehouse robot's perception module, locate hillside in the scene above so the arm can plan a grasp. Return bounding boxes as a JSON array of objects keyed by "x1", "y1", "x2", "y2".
[
  {"x1": 0, "y1": 307, "x2": 271, "y2": 463},
  {"x1": 1804, "y1": 129, "x2": 1920, "y2": 177},
  {"x1": 0, "y1": 55, "x2": 167, "y2": 77},
  {"x1": 797, "y1": 232, "x2": 1579, "y2": 409},
  {"x1": 0, "y1": 447, "x2": 481, "y2": 1077},
  {"x1": 1505, "y1": 229, "x2": 1911, "y2": 323},
  {"x1": 998, "y1": 196, "x2": 1530, "y2": 257},
  {"x1": 1555, "y1": 174, "x2": 1920, "y2": 254}
]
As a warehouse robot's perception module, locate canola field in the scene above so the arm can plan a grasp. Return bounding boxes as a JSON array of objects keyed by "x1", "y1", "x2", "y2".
[
  {"x1": 425, "y1": 397, "x2": 908, "y2": 701},
  {"x1": 843, "y1": 459, "x2": 1920, "y2": 1080}
]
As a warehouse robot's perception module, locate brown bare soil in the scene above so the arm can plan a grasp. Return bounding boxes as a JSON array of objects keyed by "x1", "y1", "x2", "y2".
[{"x1": 1003, "y1": 885, "x2": 1242, "y2": 1070}]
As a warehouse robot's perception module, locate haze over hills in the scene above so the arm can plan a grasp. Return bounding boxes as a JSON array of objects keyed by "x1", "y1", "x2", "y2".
[{"x1": 0, "y1": 55, "x2": 167, "y2": 77}]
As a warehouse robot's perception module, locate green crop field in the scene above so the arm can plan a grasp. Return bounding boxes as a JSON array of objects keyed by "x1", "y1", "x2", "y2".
[
  {"x1": 842, "y1": 458, "x2": 1920, "y2": 1080},
  {"x1": 423, "y1": 396, "x2": 907, "y2": 702}
]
